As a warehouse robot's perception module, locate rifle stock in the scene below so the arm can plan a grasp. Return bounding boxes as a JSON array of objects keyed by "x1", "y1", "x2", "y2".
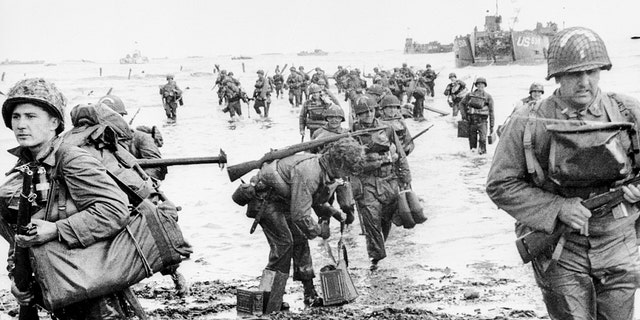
[
  {"x1": 227, "y1": 127, "x2": 381, "y2": 182},
  {"x1": 15, "y1": 164, "x2": 39, "y2": 320}
]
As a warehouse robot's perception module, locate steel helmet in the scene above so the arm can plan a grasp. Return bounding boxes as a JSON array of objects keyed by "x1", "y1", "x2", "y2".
[
  {"x1": 529, "y1": 82, "x2": 544, "y2": 94},
  {"x1": 98, "y1": 95, "x2": 127, "y2": 115},
  {"x1": 299, "y1": 66, "x2": 304, "y2": 70},
  {"x1": 166, "y1": 74, "x2": 174, "y2": 80},
  {"x1": 354, "y1": 96, "x2": 375, "y2": 115},
  {"x1": 256, "y1": 69, "x2": 264, "y2": 75},
  {"x1": 323, "y1": 105, "x2": 345, "y2": 121},
  {"x1": 474, "y1": 77, "x2": 487, "y2": 87},
  {"x1": 448, "y1": 72, "x2": 457, "y2": 79},
  {"x1": 290, "y1": 67, "x2": 296, "y2": 72},
  {"x1": 426, "y1": 64, "x2": 431, "y2": 68},
  {"x1": 308, "y1": 84, "x2": 322, "y2": 94},
  {"x1": 380, "y1": 95, "x2": 402, "y2": 108},
  {"x1": 2, "y1": 78, "x2": 67, "y2": 134},
  {"x1": 546, "y1": 26, "x2": 612, "y2": 80},
  {"x1": 317, "y1": 79, "x2": 327, "y2": 86},
  {"x1": 221, "y1": 70, "x2": 227, "y2": 75},
  {"x1": 366, "y1": 84, "x2": 386, "y2": 97}
]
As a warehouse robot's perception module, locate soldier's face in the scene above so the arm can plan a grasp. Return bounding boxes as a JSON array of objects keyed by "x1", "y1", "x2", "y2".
[
  {"x1": 11, "y1": 103, "x2": 59, "y2": 155},
  {"x1": 326, "y1": 116, "x2": 342, "y2": 129},
  {"x1": 557, "y1": 69, "x2": 600, "y2": 107},
  {"x1": 383, "y1": 106, "x2": 399, "y2": 117},
  {"x1": 356, "y1": 110, "x2": 374, "y2": 124},
  {"x1": 530, "y1": 91, "x2": 543, "y2": 100}
]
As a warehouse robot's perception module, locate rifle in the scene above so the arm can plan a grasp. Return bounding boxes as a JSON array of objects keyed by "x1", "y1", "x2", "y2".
[
  {"x1": 227, "y1": 127, "x2": 383, "y2": 182},
  {"x1": 404, "y1": 124, "x2": 434, "y2": 148},
  {"x1": 515, "y1": 175, "x2": 640, "y2": 264},
  {"x1": 136, "y1": 150, "x2": 227, "y2": 169},
  {"x1": 106, "y1": 87, "x2": 113, "y2": 96},
  {"x1": 15, "y1": 164, "x2": 40, "y2": 320},
  {"x1": 128, "y1": 108, "x2": 142, "y2": 125}
]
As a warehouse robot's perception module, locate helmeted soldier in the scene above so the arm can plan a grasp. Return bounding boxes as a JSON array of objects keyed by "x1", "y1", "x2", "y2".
[
  {"x1": 379, "y1": 95, "x2": 414, "y2": 156},
  {"x1": 421, "y1": 64, "x2": 437, "y2": 97},
  {"x1": 460, "y1": 77, "x2": 494, "y2": 154},
  {"x1": 497, "y1": 83, "x2": 545, "y2": 137},
  {"x1": 272, "y1": 70, "x2": 285, "y2": 99},
  {"x1": 159, "y1": 74, "x2": 183, "y2": 122},
  {"x1": 253, "y1": 70, "x2": 272, "y2": 118},
  {"x1": 300, "y1": 84, "x2": 332, "y2": 138},
  {"x1": 298, "y1": 66, "x2": 311, "y2": 102},
  {"x1": 487, "y1": 27, "x2": 640, "y2": 320},
  {"x1": 312, "y1": 105, "x2": 348, "y2": 140},
  {"x1": 223, "y1": 79, "x2": 243, "y2": 120},
  {"x1": 215, "y1": 70, "x2": 229, "y2": 105},
  {"x1": 333, "y1": 66, "x2": 349, "y2": 94},
  {"x1": 443, "y1": 72, "x2": 468, "y2": 117},
  {"x1": 350, "y1": 96, "x2": 411, "y2": 271},
  {"x1": 286, "y1": 67, "x2": 303, "y2": 108}
]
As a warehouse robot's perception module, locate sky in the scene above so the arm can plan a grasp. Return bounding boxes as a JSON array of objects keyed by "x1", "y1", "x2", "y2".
[{"x1": 0, "y1": 0, "x2": 637, "y2": 62}]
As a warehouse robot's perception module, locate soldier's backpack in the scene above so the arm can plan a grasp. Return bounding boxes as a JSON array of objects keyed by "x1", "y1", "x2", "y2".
[{"x1": 28, "y1": 103, "x2": 192, "y2": 310}]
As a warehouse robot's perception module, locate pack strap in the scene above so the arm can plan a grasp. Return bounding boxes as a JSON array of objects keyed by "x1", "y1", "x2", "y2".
[
  {"x1": 607, "y1": 93, "x2": 640, "y2": 168},
  {"x1": 523, "y1": 102, "x2": 546, "y2": 186}
]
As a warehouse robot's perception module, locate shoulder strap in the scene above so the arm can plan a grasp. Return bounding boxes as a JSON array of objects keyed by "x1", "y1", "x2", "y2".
[
  {"x1": 523, "y1": 101, "x2": 546, "y2": 186},
  {"x1": 608, "y1": 93, "x2": 640, "y2": 168}
]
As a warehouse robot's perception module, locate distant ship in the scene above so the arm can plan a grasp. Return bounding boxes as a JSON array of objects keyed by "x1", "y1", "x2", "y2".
[
  {"x1": 231, "y1": 56, "x2": 252, "y2": 60},
  {"x1": 453, "y1": 15, "x2": 558, "y2": 67},
  {"x1": 404, "y1": 39, "x2": 454, "y2": 54},
  {"x1": 0, "y1": 59, "x2": 44, "y2": 65},
  {"x1": 297, "y1": 49, "x2": 328, "y2": 56},
  {"x1": 120, "y1": 50, "x2": 149, "y2": 64}
]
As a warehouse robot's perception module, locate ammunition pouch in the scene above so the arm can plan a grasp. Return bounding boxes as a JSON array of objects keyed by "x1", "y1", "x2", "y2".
[
  {"x1": 547, "y1": 122, "x2": 634, "y2": 187},
  {"x1": 232, "y1": 183, "x2": 257, "y2": 206},
  {"x1": 467, "y1": 93, "x2": 487, "y2": 109}
]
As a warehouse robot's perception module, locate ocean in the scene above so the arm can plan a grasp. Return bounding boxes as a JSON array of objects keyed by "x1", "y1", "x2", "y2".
[{"x1": 0, "y1": 38, "x2": 639, "y2": 318}]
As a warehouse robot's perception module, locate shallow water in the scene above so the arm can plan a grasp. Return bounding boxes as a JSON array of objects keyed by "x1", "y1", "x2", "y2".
[{"x1": 0, "y1": 41, "x2": 639, "y2": 318}]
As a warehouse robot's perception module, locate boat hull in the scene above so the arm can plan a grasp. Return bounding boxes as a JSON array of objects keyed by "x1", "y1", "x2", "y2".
[{"x1": 454, "y1": 31, "x2": 550, "y2": 68}]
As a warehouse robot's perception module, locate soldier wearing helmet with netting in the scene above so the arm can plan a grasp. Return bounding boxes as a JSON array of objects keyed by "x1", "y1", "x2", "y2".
[
  {"x1": 299, "y1": 84, "x2": 333, "y2": 138},
  {"x1": 487, "y1": 27, "x2": 640, "y2": 320},
  {"x1": 159, "y1": 74, "x2": 183, "y2": 122},
  {"x1": 350, "y1": 96, "x2": 411, "y2": 271},
  {"x1": 460, "y1": 76, "x2": 494, "y2": 154},
  {"x1": 0, "y1": 78, "x2": 141, "y2": 318},
  {"x1": 443, "y1": 72, "x2": 468, "y2": 117}
]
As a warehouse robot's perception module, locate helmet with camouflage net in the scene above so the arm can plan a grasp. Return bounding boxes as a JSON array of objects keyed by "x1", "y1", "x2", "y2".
[
  {"x1": 380, "y1": 95, "x2": 402, "y2": 109},
  {"x1": 323, "y1": 105, "x2": 345, "y2": 121},
  {"x1": 309, "y1": 84, "x2": 322, "y2": 94},
  {"x1": 98, "y1": 94, "x2": 127, "y2": 115},
  {"x1": 321, "y1": 137, "x2": 365, "y2": 176},
  {"x1": 353, "y1": 96, "x2": 375, "y2": 115},
  {"x1": 2, "y1": 78, "x2": 67, "y2": 134},
  {"x1": 529, "y1": 82, "x2": 544, "y2": 94},
  {"x1": 474, "y1": 77, "x2": 487, "y2": 87},
  {"x1": 546, "y1": 26, "x2": 612, "y2": 80}
]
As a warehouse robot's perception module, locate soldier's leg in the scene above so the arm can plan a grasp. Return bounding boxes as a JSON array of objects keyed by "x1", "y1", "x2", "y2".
[
  {"x1": 163, "y1": 103, "x2": 172, "y2": 119},
  {"x1": 171, "y1": 102, "x2": 178, "y2": 120},
  {"x1": 356, "y1": 179, "x2": 387, "y2": 265},
  {"x1": 478, "y1": 120, "x2": 488, "y2": 154},
  {"x1": 265, "y1": 100, "x2": 270, "y2": 117},
  {"x1": 295, "y1": 90, "x2": 302, "y2": 107},
  {"x1": 468, "y1": 121, "x2": 479, "y2": 150},
  {"x1": 289, "y1": 90, "x2": 295, "y2": 107},
  {"x1": 253, "y1": 100, "x2": 263, "y2": 115},
  {"x1": 428, "y1": 83, "x2": 435, "y2": 97},
  {"x1": 259, "y1": 202, "x2": 294, "y2": 275}
]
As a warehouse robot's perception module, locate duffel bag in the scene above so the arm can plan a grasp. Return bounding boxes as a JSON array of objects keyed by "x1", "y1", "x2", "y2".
[{"x1": 29, "y1": 199, "x2": 192, "y2": 310}]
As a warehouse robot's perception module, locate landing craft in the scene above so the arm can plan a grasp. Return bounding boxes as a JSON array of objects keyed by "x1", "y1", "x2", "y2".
[{"x1": 453, "y1": 15, "x2": 558, "y2": 67}]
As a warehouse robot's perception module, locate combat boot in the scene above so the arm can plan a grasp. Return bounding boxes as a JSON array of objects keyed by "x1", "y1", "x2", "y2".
[
  {"x1": 302, "y1": 280, "x2": 323, "y2": 307},
  {"x1": 171, "y1": 271, "x2": 189, "y2": 296}
]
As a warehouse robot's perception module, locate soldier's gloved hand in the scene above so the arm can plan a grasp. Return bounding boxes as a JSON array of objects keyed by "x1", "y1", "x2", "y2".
[
  {"x1": 558, "y1": 198, "x2": 592, "y2": 232},
  {"x1": 11, "y1": 281, "x2": 33, "y2": 306}
]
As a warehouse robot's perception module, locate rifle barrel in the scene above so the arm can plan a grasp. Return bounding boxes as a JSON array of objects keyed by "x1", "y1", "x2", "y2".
[{"x1": 137, "y1": 152, "x2": 227, "y2": 168}]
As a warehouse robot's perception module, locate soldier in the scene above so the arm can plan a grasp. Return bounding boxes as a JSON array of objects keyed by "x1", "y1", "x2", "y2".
[
  {"x1": 487, "y1": 27, "x2": 640, "y2": 320},
  {"x1": 422, "y1": 64, "x2": 437, "y2": 97},
  {"x1": 388, "y1": 68, "x2": 405, "y2": 102},
  {"x1": 444, "y1": 73, "x2": 468, "y2": 117},
  {"x1": 412, "y1": 72, "x2": 431, "y2": 121},
  {"x1": 379, "y1": 95, "x2": 414, "y2": 156},
  {"x1": 350, "y1": 96, "x2": 411, "y2": 271},
  {"x1": 98, "y1": 94, "x2": 168, "y2": 185},
  {"x1": 223, "y1": 79, "x2": 244, "y2": 120},
  {"x1": 300, "y1": 84, "x2": 333, "y2": 139},
  {"x1": 497, "y1": 82, "x2": 545, "y2": 137},
  {"x1": 399, "y1": 62, "x2": 414, "y2": 79},
  {"x1": 460, "y1": 77, "x2": 494, "y2": 154},
  {"x1": 272, "y1": 71, "x2": 285, "y2": 99},
  {"x1": 298, "y1": 66, "x2": 311, "y2": 102},
  {"x1": 0, "y1": 78, "x2": 139, "y2": 318},
  {"x1": 333, "y1": 66, "x2": 349, "y2": 94},
  {"x1": 311, "y1": 68, "x2": 330, "y2": 88},
  {"x1": 286, "y1": 67, "x2": 303, "y2": 108},
  {"x1": 251, "y1": 138, "x2": 365, "y2": 306},
  {"x1": 253, "y1": 70, "x2": 272, "y2": 118},
  {"x1": 215, "y1": 70, "x2": 228, "y2": 105},
  {"x1": 312, "y1": 105, "x2": 349, "y2": 140},
  {"x1": 345, "y1": 70, "x2": 367, "y2": 106},
  {"x1": 159, "y1": 74, "x2": 183, "y2": 122}
]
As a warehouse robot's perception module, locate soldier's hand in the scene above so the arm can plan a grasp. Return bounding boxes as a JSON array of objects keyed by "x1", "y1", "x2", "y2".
[
  {"x1": 11, "y1": 281, "x2": 34, "y2": 306},
  {"x1": 558, "y1": 198, "x2": 591, "y2": 232},
  {"x1": 15, "y1": 219, "x2": 58, "y2": 247},
  {"x1": 622, "y1": 184, "x2": 640, "y2": 204},
  {"x1": 300, "y1": 130, "x2": 305, "y2": 136}
]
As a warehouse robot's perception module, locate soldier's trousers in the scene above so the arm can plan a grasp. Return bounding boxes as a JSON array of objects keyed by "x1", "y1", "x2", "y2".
[
  {"x1": 259, "y1": 201, "x2": 314, "y2": 281},
  {"x1": 352, "y1": 173, "x2": 399, "y2": 262},
  {"x1": 412, "y1": 97, "x2": 424, "y2": 119},
  {"x1": 227, "y1": 100, "x2": 242, "y2": 118},
  {"x1": 163, "y1": 102, "x2": 178, "y2": 120},
  {"x1": 52, "y1": 292, "x2": 129, "y2": 320},
  {"x1": 253, "y1": 98, "x2": 270, "y2": 117},
  {"x1": 468, "y1": 116, "x2": 488, "y2": 153},
  {"x1": 532, "y1": 226, "x2": 640, "y2": 320},
  {"x1": 289, "y1": 89, "x2": 302, "y2": 107}
]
